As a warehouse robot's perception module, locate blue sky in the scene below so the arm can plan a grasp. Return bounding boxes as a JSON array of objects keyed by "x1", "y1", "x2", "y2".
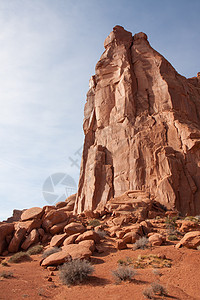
[{"x1": 0, "y1": 0, "x2": 199, "y2": 220}]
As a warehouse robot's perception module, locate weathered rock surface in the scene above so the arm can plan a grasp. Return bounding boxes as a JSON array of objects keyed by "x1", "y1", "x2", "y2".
[
  {"x1": 176, "y1": 231, "x2": 200, "y2": 249},
  {"x1": 148, "y1": 233, "x2": 164, "y2": 246},
  {"x1": 64, "y1": 222, "x2": 86, "y2": 236},
  {"x1": 179, "y1": 220, "x2": 200, "y2": 233},
  {"x1": 49, "y1": 233, "x2": 67, "y2": 247},
  {"x1": 41, "y1": 242, "x2": 93, "y2": 266},
  {"x1": 21, "y1": 207, "x2": 44, "y2": 221},
  {"x1": 0, "y1": 223, "x2": 14, "y2": 254},
  {"x1": 63, "y1": 233, "x2": 80, "y2": 246},
  {"x1": 74, "y1": 25, "x2": 200, "y2": 216},
  {"x1": 21, "y1": 229, "x2": 39, "y2": 250},
  {"x1": 16, "y1": 219, "x2": 42, "y2": 233},
  {"x1": 8, "y1": 227, "x2": 26, "y2": 253},
  {"x1": 75, "y1": 230, "x2": 100, "y2": 244},
  {"x1": 49, "y1": 220, "x2": 69, "y2": 235},
  {"x1": 42, "y1": 210, "x2": 69, "y2": 232}
]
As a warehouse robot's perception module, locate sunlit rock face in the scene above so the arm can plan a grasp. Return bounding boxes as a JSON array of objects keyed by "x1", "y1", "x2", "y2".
[{"x1": 74, "y1": 25, "x2": 200, "y2": 216}]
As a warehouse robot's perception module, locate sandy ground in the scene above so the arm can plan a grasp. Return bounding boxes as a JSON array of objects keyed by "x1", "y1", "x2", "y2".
[{"x1": 0, "y1": 239, "x2": 200, "y2": 300}]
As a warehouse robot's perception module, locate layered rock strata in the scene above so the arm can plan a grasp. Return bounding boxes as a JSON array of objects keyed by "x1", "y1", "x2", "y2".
[{"x1": 74, "y1": 26, "x2": 200, "y2": 215}]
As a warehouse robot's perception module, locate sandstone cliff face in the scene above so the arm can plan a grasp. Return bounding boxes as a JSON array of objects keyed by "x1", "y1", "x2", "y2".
[{"x1": 74, "y1": 26, "x2": 200, "y2": 216}]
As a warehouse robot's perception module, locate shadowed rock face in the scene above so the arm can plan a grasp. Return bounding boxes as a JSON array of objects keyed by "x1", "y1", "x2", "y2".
[{"x1": 74, "y1": 25, "x2": 200, "y2": 216}]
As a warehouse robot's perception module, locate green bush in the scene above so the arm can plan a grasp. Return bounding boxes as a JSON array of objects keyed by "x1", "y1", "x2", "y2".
[
  {"x1": 165, "y1": 216, "x2": 177, "y2": 232},
  {"x1": 168, "y1": 234, "x2": 178, "y2": 241},
  {"x1": 112, "y1": 266, "x2": 137, "y2": 283},
  {"x1": 133, "y1": 237, "x2": 149, "y2": 250},
  {"x1": 27, "y1": 245, "x2": 43, "y2": 255},
  {"x1": 8, "y1": 252, "x2": 31, "y2": 263},
  {"x1": 59, "y1": 259, "x2": 94, "y2": 286},
  {"x1": 88, "y1": 219, "x2": 101, "y2": 227},
  {"x1": 117, "y1": 257, "x2": 133, "y2": 266},
  {"x1": 42, "y1": 246, "x2": 61, "y2": 259}
]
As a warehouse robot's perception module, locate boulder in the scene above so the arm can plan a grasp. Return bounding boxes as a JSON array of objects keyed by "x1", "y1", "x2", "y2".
[
  {"x1": 21, "y1": 207, "x2": 44, "y2": 221},
  {"x1": 75, "y1": 230, "x2": 100, "y2": 244},
  {"x1": 122, "y1": 232, "x2": 140, "y2": 244},
  {"x1": 179, "y1": 221, "x2": 200, "y2": 233},
  {"x1": 42, "y1": 210, "x2": 69, "y2": 232},
  {"x1": 63, "y1": 233, "x2": 80, "y2": 246},
  {"x1": 41, "y1": 242, "x2": 93, "y2": 267},
  {"x1": 38, "y1": 228, "x2": 45, "y2": 237},
  {"x1": 49, "y1": 220, "x2": 69, "y2": 235},
  {"x1": 21, "y1": 229, "x2": 39, "y2": 250},
  {"x1": 176, "y1": 231, "x2": 200, "y2": 249},
  {"x1": 108, "y1": 225, "x2": 121, "y2": 237},
  {"x1": 16, "y1": 219, "x2": 42, "y2": 233},
  {"x1": 55, "y1": 201, "x2": 67, "y2": 209},
  {"x1": 124, "y1": 224, "x2": 143, "y2": 236},
  {"x1": 65, "y1": 193, "x2": 76, "y2": 211},
  {"x1": 8, "y1": 227, "x2": 26, "y2": 253},
  {"x1": 64, "y1": 222, "x2": 86, "y2": 236},
  {"x1": 78, "y1": 240, "x2": 96, "y2": 253},
  {"x1": 0, "y1": 223, "x2": 14, "y2": 254},
  {"x1": 149, "y1": 233, "x2": 165, "y2": 246},
  {"x1": 116, "y1": 230, "x2": 125, "y2": 239},
  {"x1": 41, "y1": 250, "x2": 72, "y2": 267},
  {"x1": 116, "y1": 239, "x2": 128, "y2": 250},
  {"x1": 49, "y1": 233, "x2": 67, "y2": 247}
]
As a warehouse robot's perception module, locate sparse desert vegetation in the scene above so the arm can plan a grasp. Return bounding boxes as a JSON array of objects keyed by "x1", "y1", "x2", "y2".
[
  {"x1": 132, "y1": 237, "x2": 149, "y2": 250},
  {"x1": 42, "y1": 247, "x2": 61, "y2": 259},
  {"x1": 112, "y1": 265, "x2": 137, "y2": 283},
  {"x1": 8, "y1": 252, "x2": 31, "y2": 263},
  {"x1": 59, "y1": 259, "x2": 94, "y2": 286},
  {"x1": 26, "y1": 245, "x2": 43, "y2": 255}
]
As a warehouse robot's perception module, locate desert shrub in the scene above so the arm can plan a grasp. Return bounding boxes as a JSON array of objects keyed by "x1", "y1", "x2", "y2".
[
  {"x1": 8, "y1": 252, "x2": 31, "y2": 263},
  {"x1": 112, "y1": 266, "x2": 137, "y2": 283},
  {"x1": 151, "y1": 282, "x2": 167, "y2": 296},
  {"x1": 27, "y1": 245, "x2": 43, "y2": 255},
  {"x1": 117, "y1": 257, "x2": 133, "y2": 266},
  {"x1": 42, "y1": 246, "x2": 61, "y2": 259},
  {"x1": 88, "y1": 219, "x2": 101, "y2": 227},
  {"x1": 133, "y1": 237, "x2": 149, "y2": 250},
  {"x1": 165, "y1": 217, "x2": 177, "y2": 232},
  {"x1": 168, "y1": 234, "x2": 178, "y2": 241},
  {"x1": 143, "y1": 286, "x2": 154, "y2": 299},
  {"x1": 59, "y1": 259, "x2": 94, "y2": 286},
  {"x1": 117, "y1": 259, "x2": 127, "y2": 266},
  {"x1": 0, "y1": 271, "x2": 13, "y2": 279}
]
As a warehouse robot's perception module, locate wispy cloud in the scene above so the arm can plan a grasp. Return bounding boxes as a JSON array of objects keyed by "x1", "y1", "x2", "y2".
[{"x1": 0, "y1": 0, "x2": 199, "y2": 220}]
